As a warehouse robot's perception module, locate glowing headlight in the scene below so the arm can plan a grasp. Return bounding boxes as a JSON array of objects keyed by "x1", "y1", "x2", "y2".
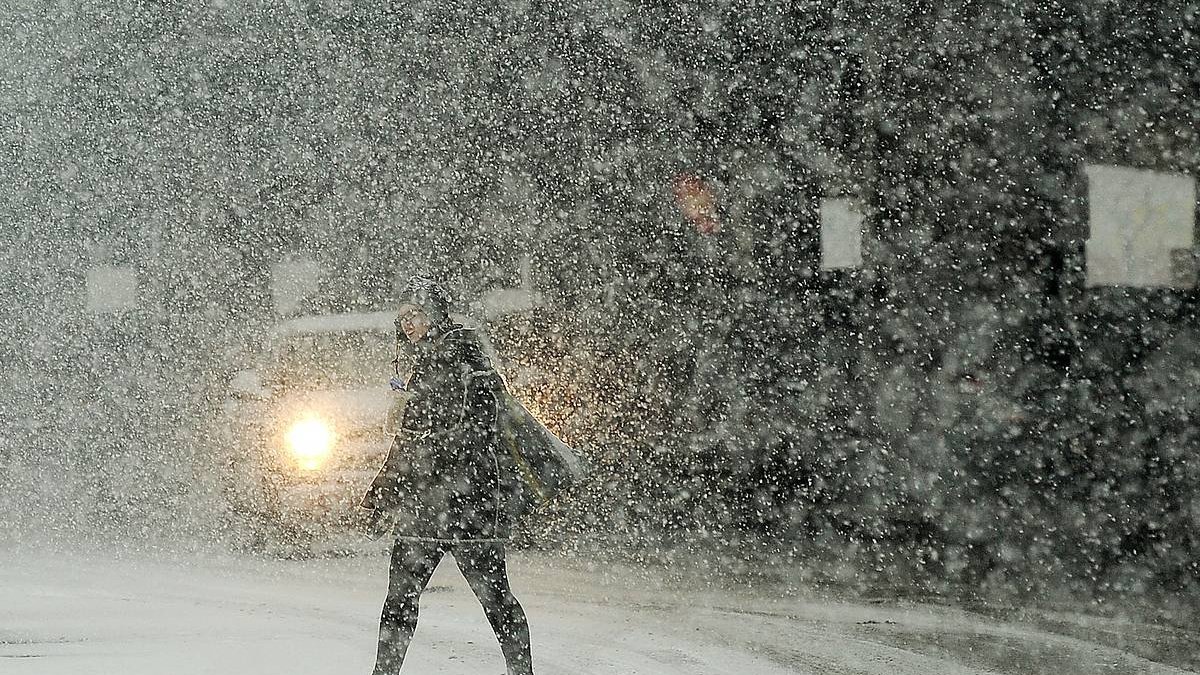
[{"x1": 284, "y1": 417, "x2": 335, "y2": 471}]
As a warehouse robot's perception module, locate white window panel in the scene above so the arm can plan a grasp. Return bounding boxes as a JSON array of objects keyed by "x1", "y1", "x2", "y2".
[
  {"x1": 821, "y1": 198, "x2": 864, "y2": 270},
  {"x1": 271, "y1": 254, "x2": 322, "y2": 315},
  {"x1": 86, "y1": 266, "x2": 139, "y2": 314},
  {"x1": 1085, "y1": 165, "x2": 1196, "y2": 288}
]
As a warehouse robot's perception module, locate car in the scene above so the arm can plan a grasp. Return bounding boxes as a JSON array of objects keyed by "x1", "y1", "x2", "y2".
[{"x1": 217, "y1": 311, "x2": 404, "y2": 546}]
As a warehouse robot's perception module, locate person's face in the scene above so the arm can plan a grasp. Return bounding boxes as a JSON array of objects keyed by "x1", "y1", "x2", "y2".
[{"x1": 396, "y1": 304, "x2": 431, "y2": 344}]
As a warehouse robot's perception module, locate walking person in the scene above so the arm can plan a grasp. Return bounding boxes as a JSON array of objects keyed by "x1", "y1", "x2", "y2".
[{"x1": 361, "y1": 276, "x2": 534, "y2": 675}]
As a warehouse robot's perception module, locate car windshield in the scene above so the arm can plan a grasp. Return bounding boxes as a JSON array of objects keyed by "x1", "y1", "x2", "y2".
[{"x1": 266, "y1": 330, "x2": 394, "y2": 389}]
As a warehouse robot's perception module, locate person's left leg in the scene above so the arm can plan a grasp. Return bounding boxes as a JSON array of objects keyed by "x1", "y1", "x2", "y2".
[{"x1": 452, "y1": 542, "x2": 533, "y2": 675}]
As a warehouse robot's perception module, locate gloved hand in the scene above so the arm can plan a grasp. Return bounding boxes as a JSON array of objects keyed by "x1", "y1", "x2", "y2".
[{"x1": 389, "y1": 376, "x2": 407, "y2": 392}]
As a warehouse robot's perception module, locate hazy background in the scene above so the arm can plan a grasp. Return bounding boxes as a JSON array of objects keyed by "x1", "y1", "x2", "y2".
[{"x1": 2, "y1": 0, "x2": 1199, "y2": 605}]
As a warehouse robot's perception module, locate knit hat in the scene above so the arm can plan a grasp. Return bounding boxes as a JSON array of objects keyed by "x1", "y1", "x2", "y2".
[{"x1": 398, "y1": 275, "x2": 451, "y2": 323}]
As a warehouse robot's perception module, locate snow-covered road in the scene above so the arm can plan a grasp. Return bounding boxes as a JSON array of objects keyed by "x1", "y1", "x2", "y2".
[{"x1": 1, "y1": 544, "x2": 1194, "y2": 674}]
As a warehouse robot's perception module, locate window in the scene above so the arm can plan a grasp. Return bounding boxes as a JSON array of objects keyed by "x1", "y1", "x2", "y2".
[
  {"x1": 86, "y1": 266, "x2": 138, "y2": 314},
  {"x1": 269, "y1": 330, "x2": 394, "y2": 390},
  {"x1": 820, "y1": 198, "x2": 864, "y2": 270},
  {"x1": 1085, "y1": 165, "x2": 1196, "y2": 288},
  {"x1": 271, "y1": 254, "x2": 322, "y2": 315}
]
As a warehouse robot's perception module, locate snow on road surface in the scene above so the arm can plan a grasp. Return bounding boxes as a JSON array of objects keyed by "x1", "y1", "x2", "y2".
[{"x1": 1, "y1": 544, "x2": 1194, "y2": 675}]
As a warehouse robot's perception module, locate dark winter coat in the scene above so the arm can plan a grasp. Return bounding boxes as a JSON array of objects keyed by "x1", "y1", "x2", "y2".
[{"x1": 361, "y1": 322, "x2": 511, "y2": 542}]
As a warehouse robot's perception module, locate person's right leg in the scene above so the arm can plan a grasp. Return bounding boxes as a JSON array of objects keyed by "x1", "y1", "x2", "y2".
[{"x1": 373, "y1": 539, "x2": 444, "y2": 675}]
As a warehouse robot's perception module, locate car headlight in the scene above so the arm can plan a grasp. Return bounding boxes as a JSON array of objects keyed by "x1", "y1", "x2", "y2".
[{"x1": 284, "y1": 416, "x2": 335, "y2": 471}]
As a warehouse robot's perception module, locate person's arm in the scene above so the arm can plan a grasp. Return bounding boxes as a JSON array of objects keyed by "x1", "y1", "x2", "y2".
[{"x1": 360, "y1": 433, "x2": 415, "y2": 511}]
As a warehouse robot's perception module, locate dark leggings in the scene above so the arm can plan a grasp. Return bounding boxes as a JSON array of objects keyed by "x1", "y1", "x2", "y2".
[{"x1": 373, "y1": 539, "x2": 533, "y2": 675}]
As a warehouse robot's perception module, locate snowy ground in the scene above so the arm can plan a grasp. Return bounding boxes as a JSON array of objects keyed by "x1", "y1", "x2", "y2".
[{"x1": 1, "y1": 542, "x2": 1195, "y2": 675}]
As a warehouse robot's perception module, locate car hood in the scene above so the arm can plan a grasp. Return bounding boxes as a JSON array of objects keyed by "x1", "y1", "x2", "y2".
[{"x1": 273, "y1": 387, "x2": 395, "y2": 436}]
